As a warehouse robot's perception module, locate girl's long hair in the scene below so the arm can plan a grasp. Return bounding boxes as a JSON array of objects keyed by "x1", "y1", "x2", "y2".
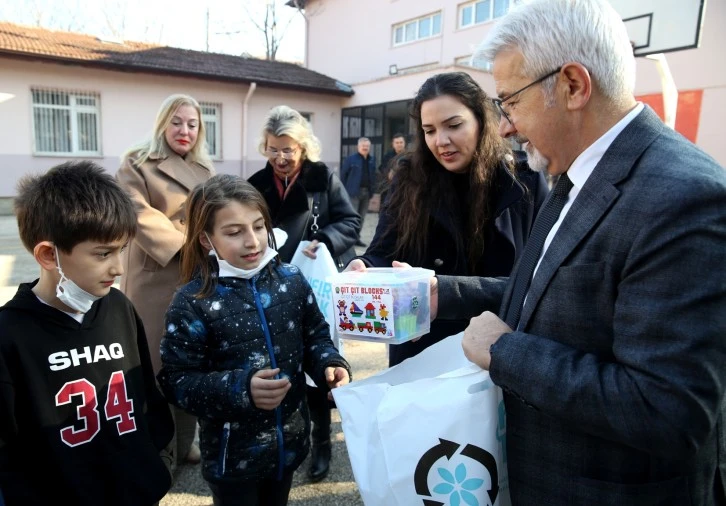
[
  {"x1": 384, "y1": 72, "x2": 513, "y2": 270},
  {"x1": 180, "y1": 174, "x2": 276, "y2": 298}
]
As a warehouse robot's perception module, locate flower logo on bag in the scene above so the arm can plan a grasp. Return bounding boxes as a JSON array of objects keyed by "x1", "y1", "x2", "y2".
[
  {"x1": 432, "y1": 463, "x2": 485, "y2": 506},
  {"x1": 414, "y1": 438, "x2": 500, "y2": 506}
]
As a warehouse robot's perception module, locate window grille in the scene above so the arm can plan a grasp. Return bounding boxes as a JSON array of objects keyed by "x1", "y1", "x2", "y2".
[
  {"x1": 31, "y1": 89, "x2": 101, "y2": 155},
  {"x1": 200, "y1": 102, "x2": 222, "y2": 159}
]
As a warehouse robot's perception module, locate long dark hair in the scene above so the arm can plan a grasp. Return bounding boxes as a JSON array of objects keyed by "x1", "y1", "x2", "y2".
[
  {"x1": 180, "y1": 174, "x2": 277, "y2": 298},
  {"x1": 385, "y1": 71, "x2": 513, "y2": 269}
]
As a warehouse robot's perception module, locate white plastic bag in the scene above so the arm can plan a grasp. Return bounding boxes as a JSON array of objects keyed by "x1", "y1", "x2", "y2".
[
  {"x1": 333, "y1": 333, "x2": 510, "y2": 506},
  {"x1": 291, "y1": 241, "x2": 343, "y2": 388}
]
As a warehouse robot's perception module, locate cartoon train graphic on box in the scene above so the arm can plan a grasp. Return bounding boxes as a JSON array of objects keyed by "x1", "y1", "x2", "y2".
[{"x1": 337, "y1": 319, "x2": 388, "y2": 334}]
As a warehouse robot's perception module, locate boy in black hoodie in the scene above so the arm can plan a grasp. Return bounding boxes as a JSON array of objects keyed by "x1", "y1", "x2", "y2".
[{"x1": 0, "y1": 161, "x2": 174, "y2": 506}]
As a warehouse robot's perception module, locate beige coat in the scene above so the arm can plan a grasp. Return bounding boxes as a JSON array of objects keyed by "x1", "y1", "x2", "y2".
[{"x1": 116, "y1": 152, "x2": 213, "y2": 374}]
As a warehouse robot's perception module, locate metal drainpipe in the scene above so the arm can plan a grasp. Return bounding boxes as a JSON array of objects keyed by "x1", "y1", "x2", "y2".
[
  {"x1": 242, "y1": 82, "x2": 257, "y2": 177},
  {"x1": 304, "y1": 12, "x2": 310, "y2": 68}
]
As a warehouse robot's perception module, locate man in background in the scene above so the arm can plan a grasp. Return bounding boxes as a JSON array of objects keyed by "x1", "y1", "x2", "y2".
[
  {"x1": 341, "y1": 137, "x2": 376, "y2": 246},
  {"x1": 377, "y1": 133, "x2": 406, "y2": 207}
]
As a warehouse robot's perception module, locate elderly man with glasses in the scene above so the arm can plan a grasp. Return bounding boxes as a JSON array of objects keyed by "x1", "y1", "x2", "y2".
[{"x1": 431, "y1": 0, "x2": 726, "y2": 504}]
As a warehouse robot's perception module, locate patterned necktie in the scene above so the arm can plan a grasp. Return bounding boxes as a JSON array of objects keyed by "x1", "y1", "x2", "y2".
[{"x1": 504, "y1": 173, "x2": 574, "y2": 329}]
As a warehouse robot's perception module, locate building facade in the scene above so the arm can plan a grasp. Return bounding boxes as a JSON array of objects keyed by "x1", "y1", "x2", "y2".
[
  {"x1": 1, "y1": 0, "x2": 723, "y2": 204},
  {"x1": 0, "y1": 22, "x2": 351, "y2": 200},
  {"x1": 300, "y1": 0, "x2": 726, "y2": 167}
]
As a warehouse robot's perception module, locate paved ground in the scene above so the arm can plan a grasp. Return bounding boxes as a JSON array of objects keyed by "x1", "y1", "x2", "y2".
[{"x1": 0, "y1": 211, "x2": 385, "y2": 506}]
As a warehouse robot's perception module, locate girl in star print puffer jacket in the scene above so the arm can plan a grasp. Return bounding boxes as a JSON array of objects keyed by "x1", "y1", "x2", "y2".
[{"x1": 157, "y1": 174, "x2": 351, "y2": 506}]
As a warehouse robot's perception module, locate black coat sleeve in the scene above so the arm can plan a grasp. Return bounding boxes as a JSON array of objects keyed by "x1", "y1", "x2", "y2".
[
  {"x1": 352, "y1": 188, "x2": 399, "y2": 268},
  {"x1": 310, "y1": 171, "x2": 361, "y2": 258}
]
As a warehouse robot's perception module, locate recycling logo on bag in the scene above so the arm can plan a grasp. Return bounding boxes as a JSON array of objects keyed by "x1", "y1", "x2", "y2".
[{"x1": 414, "y1": 438, "x2": 501, "y2": 506}]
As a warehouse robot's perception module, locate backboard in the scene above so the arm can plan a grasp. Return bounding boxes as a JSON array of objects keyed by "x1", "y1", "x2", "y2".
[{"x1": 608, "y1": 0, "x2": 707, "y2": 56}]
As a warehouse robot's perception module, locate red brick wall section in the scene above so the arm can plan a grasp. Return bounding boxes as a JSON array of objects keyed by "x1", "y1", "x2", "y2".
[{"x1": 636, "y1": 90, "x2": 704, "y2": 143}]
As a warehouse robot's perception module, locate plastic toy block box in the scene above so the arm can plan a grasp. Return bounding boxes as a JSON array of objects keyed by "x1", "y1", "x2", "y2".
[{"x1": 326, "y1": 267, "x2": 434, "y2": 344}]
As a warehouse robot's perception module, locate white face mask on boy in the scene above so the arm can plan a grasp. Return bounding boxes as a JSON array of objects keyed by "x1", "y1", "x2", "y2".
[
  {"x1": 204, "y1": 233, "x2": 278, "y2": 280},
  {"x1": 54, "y1": 246, "x2": 101, "y2": 313}
]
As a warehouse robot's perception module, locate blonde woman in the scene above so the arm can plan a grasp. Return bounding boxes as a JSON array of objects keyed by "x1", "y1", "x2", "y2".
[{"x1": 116, "y1": 93, "x2": 214, "y2": 473}]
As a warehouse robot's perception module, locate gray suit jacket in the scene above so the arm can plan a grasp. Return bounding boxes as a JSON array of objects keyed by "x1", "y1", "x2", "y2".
[{"x1": 438, "y1": 107, "x2": 726, "y2": 505}]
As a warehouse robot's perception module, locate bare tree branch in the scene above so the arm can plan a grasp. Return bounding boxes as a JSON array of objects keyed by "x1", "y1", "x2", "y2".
[
  {"x1": 231, "y1": 0, "x2": 303, "y2": 60},
  {"x1": 28, "y1": 0, "x2": 46, "y2": 27},
  {"x1": 101, "y1": 0, "x2": 127, "y2": 39},
  {"x1": 241, "y1": 3, "x2": 266, "y2": 35}
]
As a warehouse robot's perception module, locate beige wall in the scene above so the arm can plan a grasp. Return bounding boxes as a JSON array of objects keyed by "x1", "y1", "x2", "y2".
[
  {"x1": 307, "y1": 0, "x2": 497, "y2": 86},
  {"x1": 315, "y1": 0, "x2": 726, "y2": 166},
  {"x1": 0, "y1": 58, "x2": 345, "y2": 196},
  {"x1": 343, "y1": 64, "x2": 494, "y2": 107}
]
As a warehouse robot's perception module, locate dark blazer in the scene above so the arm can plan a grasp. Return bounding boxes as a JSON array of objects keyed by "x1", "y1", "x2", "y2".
[
  {"x1": 358, "y1": 160, "x2": 548, "y2": 366},
  {"x1": 248, "y1": 160, "x2": 361, "y2": 265},
  {"x1": 438, "y1": 107, "x2": 726, "y2": 504},
  {"x1": 341, "y1": 152, "x2": 377, "y2": 197}
]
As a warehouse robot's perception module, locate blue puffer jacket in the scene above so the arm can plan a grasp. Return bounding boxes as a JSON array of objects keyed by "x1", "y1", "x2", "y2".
[{"x1": 157, "y1": 259, "x2": 350, "y2": 484}]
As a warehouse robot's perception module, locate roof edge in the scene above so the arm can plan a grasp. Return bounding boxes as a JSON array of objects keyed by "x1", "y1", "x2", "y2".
[{"x1": 0, "y1": 50, "x2": 355, "y2": 97}]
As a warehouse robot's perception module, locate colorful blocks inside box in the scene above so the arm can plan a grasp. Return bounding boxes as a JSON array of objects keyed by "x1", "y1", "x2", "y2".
[{"x1": 326, "y1": 267, "x2": 434, "y2": 344}]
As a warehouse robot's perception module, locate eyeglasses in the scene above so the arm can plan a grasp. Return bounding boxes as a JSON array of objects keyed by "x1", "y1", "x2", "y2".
[
  {"x1": 491, "y1": 67, "x2": 562, "y2": 126},
  {"x1": 265, "y1": 147, "x2": 299, "y2": 159}
]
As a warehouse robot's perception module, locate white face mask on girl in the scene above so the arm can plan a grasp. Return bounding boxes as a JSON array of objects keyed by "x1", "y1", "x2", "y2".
[
  {"x1": 204, "y1": 233, "x2": 278, "y2": 279},
  {"x1": 54, "y1": 246, "x2": 101, "y2": 313}
]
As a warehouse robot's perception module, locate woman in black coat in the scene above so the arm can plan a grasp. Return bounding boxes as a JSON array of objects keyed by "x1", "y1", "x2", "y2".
[
  {"x1": 351, "y1": 72, "x2": 548, "y2": 367},
  {"x1": 248, "y1": 105, "x2": 360, "y2": 483},
  {"x1": 248, "y1": 107, "x2": 360, "y2": 268}
]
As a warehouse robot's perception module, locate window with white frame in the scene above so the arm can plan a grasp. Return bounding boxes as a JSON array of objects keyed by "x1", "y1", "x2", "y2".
[
  {"x1": 393, "y1": 11, "x2": 442, "y2": 46},
  {"x1": 31, "y1": 89, "x2": 101, "y2": 155},
  {"x1": 459, "y1": 0, "x2": 510, "y2": 28},
  {"x1": 200, "y1": 102, "x2": 222, "y2": 159}
]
